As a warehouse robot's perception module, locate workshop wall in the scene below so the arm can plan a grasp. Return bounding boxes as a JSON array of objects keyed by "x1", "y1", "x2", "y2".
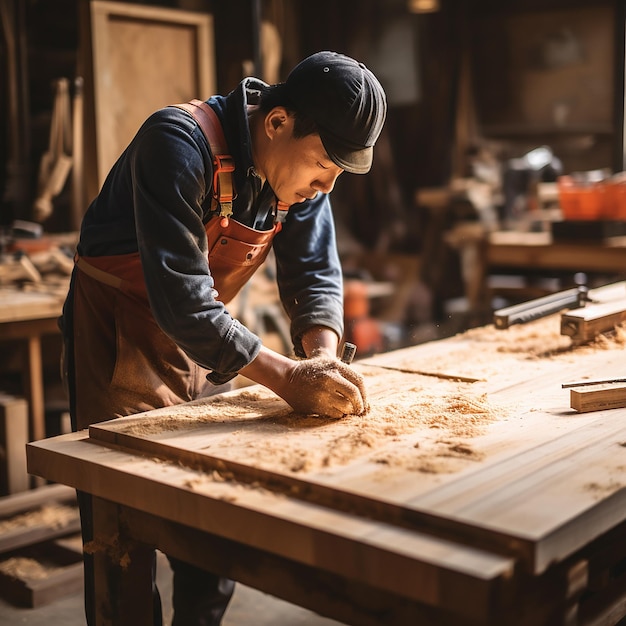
[
  {"x1": 2, "y1": 0, "x2": 622, "y2": 231},
  {"x1": 1, "y1": 0, "x2": 623, "y2": 342}
]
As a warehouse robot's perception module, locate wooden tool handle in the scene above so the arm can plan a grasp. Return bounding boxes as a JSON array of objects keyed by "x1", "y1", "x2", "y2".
[{"x1": 340, "y1": 342, "x2": 357, "y2": 364}]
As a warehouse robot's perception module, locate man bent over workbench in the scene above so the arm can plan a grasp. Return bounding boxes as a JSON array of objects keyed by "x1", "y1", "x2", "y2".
[{"x1": 60, "y1": 51, "x2": 386, "y2": 625}]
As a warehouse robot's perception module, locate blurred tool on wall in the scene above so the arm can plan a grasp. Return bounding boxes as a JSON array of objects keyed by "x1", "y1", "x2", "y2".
[{"x1": 33, "y1": 78, "x2": 73, "y2": 223}]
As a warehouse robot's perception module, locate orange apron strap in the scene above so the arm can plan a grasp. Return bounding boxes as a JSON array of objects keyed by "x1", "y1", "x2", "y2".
[
  {"x1": 74, "y1": 254, "x2": 147, "y2": 301},
  {"x1": 173, "y1": 100, "x2": 235, "y2": 219},
  {"x1": 75, "y1": 256, "x2": 123, "y2": 289}
]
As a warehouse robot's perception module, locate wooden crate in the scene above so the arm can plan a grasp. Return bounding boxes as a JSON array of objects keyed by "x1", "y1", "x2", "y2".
[
  {"x1": 0, "y1": 485, "x2": 81, "y2": 607},
  {"x1": 0, "y1": 484, "x2": 79, "y2": 554},
  {"x1": 0, "y1": 534, "x2": 83, "y2": 608}
]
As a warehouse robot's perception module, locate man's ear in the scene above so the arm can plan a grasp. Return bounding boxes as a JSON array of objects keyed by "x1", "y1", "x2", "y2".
[{"x1": 265, "y1": 106, "x2": 292, "y2": 138}]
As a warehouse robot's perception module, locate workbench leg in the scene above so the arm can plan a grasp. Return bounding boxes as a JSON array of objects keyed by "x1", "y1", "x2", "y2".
[
  {"x1": 459, "y1": 238, "x2": 489, "y2": 324},
  {"x1": 91, "y1": 496, "x2": 157, "y2": 626},
  {"x1": 25, "y1": 334, "x2": 46, "y2": 442}
]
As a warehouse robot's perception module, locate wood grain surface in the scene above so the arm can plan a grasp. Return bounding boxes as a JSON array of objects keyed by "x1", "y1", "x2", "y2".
[{"x1": 89, "y1": 314, "x2": 626, "y2": 574}]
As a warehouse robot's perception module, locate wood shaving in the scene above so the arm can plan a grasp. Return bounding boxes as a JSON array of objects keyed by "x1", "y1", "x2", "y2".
[
  {"x1": 583, "y1": 480, "x2": 624, "y2": 500},
  {"x1": 0, "y1": 504, "x2": 77, "y2": 533},
  {"x1": 83, "y1": 533, "x2": 131, "y2": 569},
  {"x1": 105, "y1": 370, "x2": 508, "y2": 476},
  {"x1": 0, "y1": 557, "x2": 58, "y2": 581}
]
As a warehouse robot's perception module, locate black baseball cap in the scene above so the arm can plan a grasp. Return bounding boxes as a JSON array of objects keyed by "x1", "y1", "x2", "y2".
[{"x1": 285, "y1": 51, "x2": 387, "y2": 174}]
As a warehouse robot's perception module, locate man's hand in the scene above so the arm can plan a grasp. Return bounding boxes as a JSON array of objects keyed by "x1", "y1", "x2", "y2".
[
  {"x1": 283, "y1": 356, "x2": 369, "y2": 418},
  {"x1": 240, "y1": 348, "x2": 369, "y2": 419}
]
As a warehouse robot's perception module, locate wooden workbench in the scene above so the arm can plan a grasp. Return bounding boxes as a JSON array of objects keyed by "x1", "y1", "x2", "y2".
[{"x1": 26, "y1": 316, "x2": 626, "y2": 625}]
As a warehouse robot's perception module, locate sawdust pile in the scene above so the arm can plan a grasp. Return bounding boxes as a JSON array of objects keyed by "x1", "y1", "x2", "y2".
[
  {"x1": 119, "y1": 391, "x2": 290, "y2": 437},
  {"x1": 464, "y1": 317, "x2": 626, "y2": 358},
  {"x1": 0, "y1": 504, "x2": 77, "y2": 533},
  {"x1": 588, "y1": 323, "x2": 626, "y2": 351},
  {"x1": 0, "y1": 557, "x2": 58, "y2": 581},
  {"x1": 114, "y1": 383, "x2": 506, "y2": 476},
  {"x1": 378, "y1": 318, "x2": 626, "y2": 392},
  {"x1": 237, "y1": 384, "x2": 502, "y2": 474}
]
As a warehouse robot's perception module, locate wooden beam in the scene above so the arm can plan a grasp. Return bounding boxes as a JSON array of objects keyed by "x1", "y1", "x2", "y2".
[
  {"x1": 0, "y1": 483, "x2": 75, "y2": 519},
  {"x1": 561, "y1": 300, "x2": 626, "y2": 344},
  {"x1": 571, "y1": 384, "x2": 626, "y2": 413}
]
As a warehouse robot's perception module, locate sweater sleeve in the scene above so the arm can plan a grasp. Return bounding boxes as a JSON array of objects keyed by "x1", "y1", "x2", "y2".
[
  {"x1": 130, "y1": 114, "x2": 262, "y2": 380},
  {"x1": 273, "y1": 193, "x2": 344, "y2": 357}
]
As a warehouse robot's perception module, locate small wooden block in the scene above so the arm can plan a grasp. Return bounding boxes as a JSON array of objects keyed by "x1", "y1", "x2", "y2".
[
  {"x1": 561, "y1": 300, "x2": 626, "y2": 344},
  {"x1": 570, "y1": 384, "x2": 626, "y2": 413}
]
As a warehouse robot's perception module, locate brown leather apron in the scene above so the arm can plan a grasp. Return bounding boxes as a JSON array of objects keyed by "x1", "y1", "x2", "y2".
[
  {"x1": 69, "y1": 100, "x2": 284, "y2": 429},
  {"x1": 71, "y1": 216, "x2": 281, "y2": 430}
]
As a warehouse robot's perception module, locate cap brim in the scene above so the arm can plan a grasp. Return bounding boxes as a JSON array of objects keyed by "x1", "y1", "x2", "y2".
[{"x1": 320, "y1": 135, "x2": 373, "y2": 174}]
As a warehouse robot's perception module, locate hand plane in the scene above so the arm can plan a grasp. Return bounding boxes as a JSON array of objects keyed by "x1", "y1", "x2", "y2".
[
  {"x1": 494, "y1": 280, "x2": 626, "y2": 344},
  {"x1": 493, "y1": 283, "x2": 590, "y2": 329}
]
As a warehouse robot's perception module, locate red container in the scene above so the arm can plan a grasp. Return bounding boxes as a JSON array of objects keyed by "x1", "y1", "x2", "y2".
[
  {"x1": 558, "y1": 176, "x2": 606, "y2": 220},
  {"x1": 604, "y1": 178, "x2": 626, "y2": 220}
]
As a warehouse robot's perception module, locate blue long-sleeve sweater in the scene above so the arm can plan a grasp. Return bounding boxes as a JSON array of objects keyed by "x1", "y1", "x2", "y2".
[{"x1": 72, "y1": 78, "x2": 344, "y2": 381}]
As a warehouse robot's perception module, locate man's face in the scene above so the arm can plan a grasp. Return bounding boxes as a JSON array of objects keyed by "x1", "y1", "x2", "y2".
[{"x1": 262, "y1": 111, "x2": 344, "y2": 206}]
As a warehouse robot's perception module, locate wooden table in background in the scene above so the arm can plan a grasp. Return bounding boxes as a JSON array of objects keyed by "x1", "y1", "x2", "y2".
[
  {"x1": 446, "y1": 227, "x2": 626, "y2": 319},
  {"x1": 0, "y1": 285, "x2": 66, "y2": 442},
  {"x1": 26, "y1": 317, "x2": 626, "y2": 625}
]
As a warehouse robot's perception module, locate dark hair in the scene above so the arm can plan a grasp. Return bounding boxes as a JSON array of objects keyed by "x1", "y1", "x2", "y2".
[{"x1": 257, "y1": 83, "x2": 318, "y2": 139}]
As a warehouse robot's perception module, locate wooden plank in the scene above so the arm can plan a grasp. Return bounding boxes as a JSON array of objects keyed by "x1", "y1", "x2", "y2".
[
  {"x1": 86, "y1": 339, "x2": 626, "y2": 575},
  {"x1": 409, "y1": 416, "x2": 626, "y2": 574},
  {"x1": 87, "y1": 1, "x2": 215, "y2": 193},
  {"x1": 486, "y1": 232, "x2": 626, "y2": 274},
  {"x1": 570, "y1": 384, "x2": 626, "y2": 413},
  {"x1": 561, "y1": 300, "x2": 626, "y2": 344},
  {"x1": 0, "y1": 483, "x2": 75, "y2": 519},
  {"x1": 26, "y1": 432, "x2": 515, "y2": 621},
  {"x1": 0, "y1": 288, "x2": 63, "y2": 324}
]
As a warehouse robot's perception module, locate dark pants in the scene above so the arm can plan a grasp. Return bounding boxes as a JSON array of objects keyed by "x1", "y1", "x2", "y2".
[
  {"x1": 63, "y1": 268, "x2": 236, "y2": 625},
  {"x1": 77, "y1": 490, "x2": 235, "y2": 626},
  {"x1": 169, "y1": 557, "x2": 235, "y2": 626}
]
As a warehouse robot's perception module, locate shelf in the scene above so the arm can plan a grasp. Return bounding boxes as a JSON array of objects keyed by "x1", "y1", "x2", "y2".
[{"x1": 481, "y1": 124, "x2": 614, "y2": 137}]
